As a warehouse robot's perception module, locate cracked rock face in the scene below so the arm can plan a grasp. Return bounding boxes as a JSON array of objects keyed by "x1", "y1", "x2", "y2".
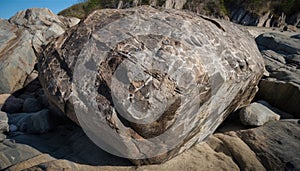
[
  {"x1": 0, "y1": 8, "x2": 80, "y2": 94},
  {"x1": 9, "y1": 8, "x2": 80, "y2": 54},
  {"x1": 0, "y1": 19, "x2": 35, "y2": 94},
  {"x1": 38, "y1": 6, "x2": 264, "y2": 164}
]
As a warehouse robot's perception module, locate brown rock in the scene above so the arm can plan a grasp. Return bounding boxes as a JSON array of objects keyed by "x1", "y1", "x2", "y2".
[{"x1": 214, "y1": 132, "x2": 265, "y2": 171}]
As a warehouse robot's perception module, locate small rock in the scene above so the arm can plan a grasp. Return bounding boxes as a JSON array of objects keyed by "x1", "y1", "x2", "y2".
[
  {"x1": 1, "y1": 96, "x2": 24, "y2": 113},
  {"x1": 0, "y1": 111, "x2": 9, "y2": 133},
  {"x1": 9, "y1": 124, "x2": 18, "y2": 132},
  {"x1": 22, "y1": 98, "x2": 42, "y2": 113},
  {"x1": 239, "y1": 102, "x2": 280, "y2": 126},
  {"x1": 8, "y1": 109, "x2": 53, "y2": 134}
]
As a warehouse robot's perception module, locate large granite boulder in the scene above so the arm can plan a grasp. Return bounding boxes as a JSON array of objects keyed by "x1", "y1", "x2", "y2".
[
  {"x1": 255, "y1": 32, "x2": 300, "y2": 118},
  {"x1": 0, "y1": 9, "x2": 80, "y2": 94},
  {"x1": 38, "y1": 6, "x2": 264, "y2": 163}
]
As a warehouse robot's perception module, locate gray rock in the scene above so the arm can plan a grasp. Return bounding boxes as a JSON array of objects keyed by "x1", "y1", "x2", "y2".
[
  {"x1": 255, "y1": 32, "x2": 300, "y2": 118},
  {"x1": 0, "y1": 139, "x2": 41, "y2": 170},
  {"x1": 38, "y1": 6, "x2": 264, "y2": 164},
  {"x1": 0, "y1": 20, "x2": 36, "y2": 94},
  {"x1": 256, "y1": 32, "x2": 300, "y2": 57},
  {"x1": 0, "y1": 9, "x2": 80, "y2": 94},
  {"x1": 238, "y1": 120, "x2": 300, "y2": 171},
  {"x1": 9, "y1": 8, "x2": 80, "y2": 54},
  {"x1": 22, "y1": 98, "x2": 42, "y2": 113},
  {"x1": 239, "y1": 102, "x2": 280, "y2": 126},
  {"x1": 8, "y1": 109, "x2": 54, "y2": 134},
  {"x1": 0, "y1": 111, "x2": 9, "y2": 133},
  {"x1": 1, "y1": 96, "x2": 24, "y2": 113}
]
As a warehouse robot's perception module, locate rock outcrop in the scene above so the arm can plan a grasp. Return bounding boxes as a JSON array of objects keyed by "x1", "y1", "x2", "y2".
[
  {"x1": 9, "y1": 8, "x2": 80, "y2": 54},
  {"x1": 255, "y1": 32, "x2": 300, "y2": 118},
  {"x1": 0, "y1": 20, "x2": 36, "y2": 94},
  {"x1": 0, "y1": 8, "x2": 79, "y2": 94},
  {"x1": 238, "y1": 120, "x2": 300, "y2": 171},
  {"x1": 38, "y1": 6, "x2": 264, "y2": 163}
]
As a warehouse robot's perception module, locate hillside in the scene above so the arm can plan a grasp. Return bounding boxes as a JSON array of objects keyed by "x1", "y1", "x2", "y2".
[{"x1": 58, "y1": 0, "x2": 300, "y2": 27}]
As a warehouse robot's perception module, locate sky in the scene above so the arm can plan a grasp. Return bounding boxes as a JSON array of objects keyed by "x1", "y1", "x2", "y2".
[{"x1": 0, "y1": 0, "x2": 80, "y2": 19}]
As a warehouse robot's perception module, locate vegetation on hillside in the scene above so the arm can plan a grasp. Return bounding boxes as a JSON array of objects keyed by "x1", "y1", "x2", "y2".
[
  {"x1": 58, "y1": 0, "x2": 300, "y2": 20},
  {"x1": 224, "y1": 0, "x2": 300, "y2": 17}
]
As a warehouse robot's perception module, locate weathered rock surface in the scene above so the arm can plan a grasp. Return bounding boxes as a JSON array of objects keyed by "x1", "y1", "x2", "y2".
[
  {"x1": 255, "y1": 32, "x2": 300, "y2": 118},
  {"x1": 0, "y1": 139, "x2": 41, "y2": 170},
  {"x1": 0, "y1": 9, "x2": 80, "y2": 94},
  {"x1": 0, "y1": 19, "x2": 36, "y2": 94},
  {"x1": 239, "y1": 102, "x2": 280, "y2": 126},
  {"x1": 238, "y1": 120, "x2": 300, "y2": 171},
  {"x1": 210, "y1": 132, "x2": 266, "y2": 171},
  {"x1": 38, "y1": 6, "x2": 264, "y2": 163},
  {"x1": 9, "y1": 8, "x2": 80, "y2": 53}
]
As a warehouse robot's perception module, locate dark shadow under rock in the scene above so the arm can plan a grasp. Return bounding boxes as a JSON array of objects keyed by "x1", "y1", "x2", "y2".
[{"x1": 7, "y1": 122, "x2": 132, "y2": 167}]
